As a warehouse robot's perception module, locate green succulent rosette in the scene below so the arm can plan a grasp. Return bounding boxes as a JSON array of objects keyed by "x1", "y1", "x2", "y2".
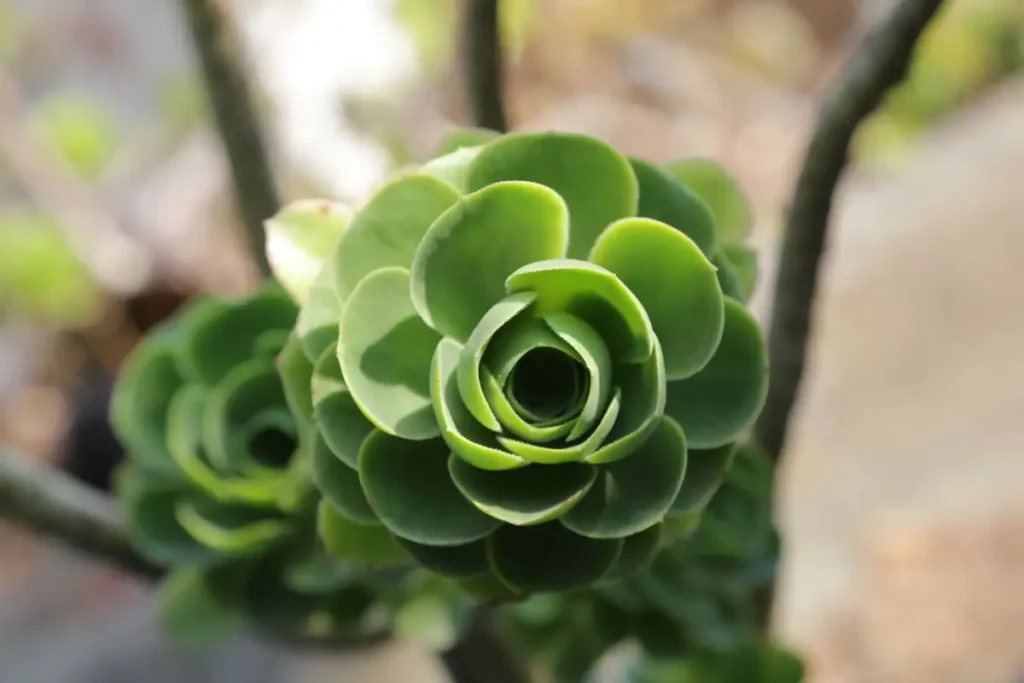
[
  {"x1": 272, "y1": 129, "x2": 768, "y2": 596},
  {"x1": 110, "y1": 286, "x2": 396, "y2": 640}
]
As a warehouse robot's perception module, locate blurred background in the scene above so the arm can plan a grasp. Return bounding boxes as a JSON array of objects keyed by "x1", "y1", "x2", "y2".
[{"x1": 0, "y1": 0, "x2": 1022, "y2": 681}]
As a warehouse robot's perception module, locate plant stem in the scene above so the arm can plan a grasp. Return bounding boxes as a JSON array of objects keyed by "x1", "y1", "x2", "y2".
[
  {"x1": 180, "y1": 0, "x2": 279, "y2": 276},
  {"x1": 442, "y1": 609, "x2": 531, "y2": 683},
  {"x1": 462, "y1": 0, "x2": 509, "y2": 132},
  {"x1": 0, "y1": 448, "x2": 161, "y2": 578},
  {"x1": 752, "y1": 0, "x2": 947, "y2": 628},
  {"x1": 755, "y1": 0, "x2": 946, "y2": 463}
]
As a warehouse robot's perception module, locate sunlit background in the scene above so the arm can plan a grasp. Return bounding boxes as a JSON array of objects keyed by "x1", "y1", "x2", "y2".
[{"x1": 0, "y1": 0, "x2": 1022, "y2": 681}]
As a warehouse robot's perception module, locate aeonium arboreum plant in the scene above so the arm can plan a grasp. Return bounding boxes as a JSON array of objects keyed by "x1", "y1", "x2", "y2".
[
  {"x1": 269, "y1": 129, "x2": 768, "y2": 597},
  {"x1": 110, "y1": 286, "x2": 407, "y2": 642}
]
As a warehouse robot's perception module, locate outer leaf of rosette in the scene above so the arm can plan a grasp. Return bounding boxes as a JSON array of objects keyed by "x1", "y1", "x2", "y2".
[
  {"x1": 178, "y1": 285, "x2": 298, "y2": 387},
  {"x1": 669, "y1": 443, "x2": 736, "y2": 516},
  {"x1": 311, "y1": 430, "x2": 379, "y2": 525},
  {"x1": 449, "y1": 456, "x2": 598, "y2": 526},
  {"x1": 432, "y1": 337, "x2": 529, "y2": 471},
  {"x1": 295, "y1": 255, "x2": 342, "y2": 362},
  {"x1": 358, "y1": 429, "x2": 502, "y2": 546},
  {"x1": 561, "y1": 416, "x2": 687, "y2": 539},
  {"x1": 583, "y1": 339, "x2": 666, "y2": 465},
  {"x1": 317, "y1": 498, "x2": 411, "y2": 568},
  {"x1": 333, "y1": 174, "x2": 461, "y2": 307},
  {"x1": 116, "y1": 465, "x2": 219, "y2": 565},
  {"x1": 109, "y1": 333, "x2": 188, "y2": 479},
  {"x1": 721, "y1": 243, "x2": 758, "y2": 302},
  {"x1": 174, "y1": 496, "x2": 291, "y2": 557},
  {"x1": 200, "y1": 359, "x2": 297, "y2": 475},
  {"x1": 628, "y1": 157, "x2": 717, "y2": 256},
  {"x1": 464, "y1": 132, "x2": 638, "y2": 260},
  {"x1": 338, "y1": 266, "x2": 443, "y2": 440},
  {"x1": 665, "y1": 157, "x2": 752, "y2": 247},
  {"x1": 311, "y1": 346, "x2": 374, "y2": 470},
  {"x1": 589, "y1": 216, "x2": 724, "y2": 381},
  {"x1": 487, "y1": 522, "x2": 624, "y2": 593},
  {"x1": 664, "y1": 298, "x2": 768, "y2": 449},
  {"x1": 264, "y1": 199, "x2": 351, "y2": 305},
  {"x1": 456, "y1": 291, "x2": 536, "y2": 432},
  {"x1": 167, "y1": 385, "x2": 288, "y2": 506},
  {"x1": 411, "y1": 180, "x2": 570, "y2": 342},
  {"x1": 603, "y1": 524, "x2": 664, "y2": 579},
  {"x1": 505, "y1": 259, "x2": 655, "y2": 364},
  {"x1": 431, "y1": 127, "x2": 500, "y2": 157}
]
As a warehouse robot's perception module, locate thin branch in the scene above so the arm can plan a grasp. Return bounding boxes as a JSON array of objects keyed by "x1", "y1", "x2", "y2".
[
  {"x1": 0, "y1": 449, "x2": 161, "y2": 578},
  {"x1": 461, "y1": 0, "x2": 509, "y2": 132},
  {"x1": 180, "y1": 0, "x2": 279, "y2": 275},
  {"x1": 754, "y1": 0, "x2": 946, "y2": 463}
]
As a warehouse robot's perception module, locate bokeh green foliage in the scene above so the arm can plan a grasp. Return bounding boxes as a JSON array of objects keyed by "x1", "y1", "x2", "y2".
[
  {"x1": 854, "y1": 0, "x2": 1024, "y2": 167},
  {"x1": 0, "y1": 208, "x2": 100, "y2": 327}
]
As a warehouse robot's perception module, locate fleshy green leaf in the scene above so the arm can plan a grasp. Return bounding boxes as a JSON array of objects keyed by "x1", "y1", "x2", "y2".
[
  {"x1": 318, "y1": 499, "x2": 411, "y2": 567},
  {"x1": 398, "y1": 538, "x2": 490, "y2": 578},
  {"x1": 312, "y1": 346, "x2": 374, "y2": 469},
  {"x1": 449, "y1": 458, "x2": 596, "y2": 525},
  {"x1": 334, "y1": 174, "x2": 460, "y2": 304},
  {"x1": 498, "y1": 389, "x2": 621, "y2": 464},
  {"x1": 722, "y1": 243, "x2": 758, "y2": 301},
  {"x1": 175, "y1": 498, "x2": 290, "y2": 555},
  {"x1": 506, "y1": 259, "x2": 654, "y2": 363},
  {"x1": 312, "y1": 433, "x2": 379, "y2": 525},
  {"x1": 420, "y1": 146, "x2": 484, "y2": 192},
  {"x1": 296, "y1": 257, "x2": 341, "y2": 361},
  {"x1": 265, "y1": 199, "x2": 351, "y2": 305},
  {"x1": 589, "y1": 217, "x2": 724, "y2": 380},
  {"x1": 432, "y1": 127, "x2": 500, "y2": 157},
  {"x1": 488, "y1": 522, "x2": 623, "y2": 592},
  {"x1": 277, "y1": 333, "x2": 315, "y2": 428},
  {"x1": 180, "y1": 287, "x2": 298, "y2": 386},
  {"x1": 562, "y1": 416, "x2": 687, "y2": 539},
  {"x1": 158, "y1": 568, "x2": 240, "y2": 650},
  {"x1": 358, "y1": 430, "x2": 502, "y2": 545},
  {"x1": 585, "y1": 341, "x2": 665, "y2": 465},
  {"x1": 504, "y1": 345, "x2": 585, "y2": 426},
  {"x1": 457, "y1": 572, "x2": 523, "y2": 602},
  {"x1": 466, "y1": 132, "x2": 638, "y2": 259},
  {"x1": 432, "y1": 337, "x2": 529, "y2": 471},
  {"x1": 110, "y1": 337, "x2": 187, "y2": 478},
  {"x1": 669, "y1": 443, "x2": 735, "y2": 515},
  {"x1": 457, "y1": 292, "x2": 536, "y2": 432},
  {"x1": 629, "y1": 157, "x2": 717, "y2": 255},
  {"x1": 117, "y1": 466, "x2": 218, "y2": 564},
  {"x1": 338, "y1": 267, "x2": 441, "y2": 440},
  {"x1": 665, "y1": 158, "x2": 752, "y2": 245},
  {"x1": 604, "y1": 524, "x2": 663, "y2": 578},
  {"x1": 665, "y1": 299, "x2": 767, "y2": 448},
  {"x1": 411, "y1": 180, "x2": 569, "y2": 341},
  {"x1": 715, "y1": 251, "x2": 747, "y2": 303},
  {"x1": 543, "y1": 313, "x2": 612, "y2": 440}
]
